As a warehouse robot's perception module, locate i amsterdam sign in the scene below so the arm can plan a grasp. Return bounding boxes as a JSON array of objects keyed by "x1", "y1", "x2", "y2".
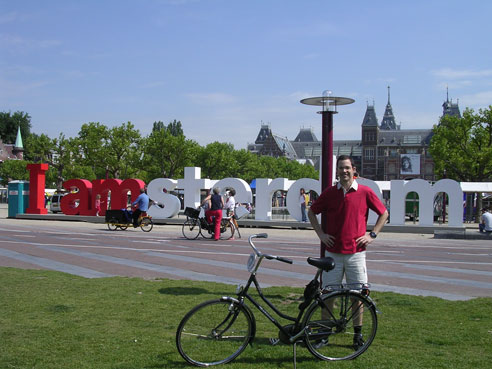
[{"x1": 26, "y1": 164, "x2": 468, "y2": 227}]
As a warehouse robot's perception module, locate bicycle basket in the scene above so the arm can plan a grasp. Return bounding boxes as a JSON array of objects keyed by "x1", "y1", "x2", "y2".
[{"x1": 184, "y1": 207, "x2": 200, "y2": 219}]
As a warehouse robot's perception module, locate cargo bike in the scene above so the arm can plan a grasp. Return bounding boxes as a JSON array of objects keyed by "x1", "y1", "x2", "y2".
[{"x1": 105, "y1": 209, "x2": 153, "y2": 232}]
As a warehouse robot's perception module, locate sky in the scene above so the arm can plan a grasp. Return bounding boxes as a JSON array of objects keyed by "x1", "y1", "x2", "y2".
[{"x1": 2, "y1": 0, "x2": 492, "y2": 150}]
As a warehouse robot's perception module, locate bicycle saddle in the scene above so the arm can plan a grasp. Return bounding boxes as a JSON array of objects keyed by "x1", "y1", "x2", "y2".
[{"x1": 307, "y1": 257, "x2": 335, "y2": 272}]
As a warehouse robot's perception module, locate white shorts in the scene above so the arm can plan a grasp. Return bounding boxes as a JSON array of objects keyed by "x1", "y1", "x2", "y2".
[{"x1": 321, "y1": 251, "x2": 367, "y2": 288}]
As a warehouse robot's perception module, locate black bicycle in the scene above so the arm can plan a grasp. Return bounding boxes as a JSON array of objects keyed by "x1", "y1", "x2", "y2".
[
  {"x1": 176, "y1": 233, "x2": 378, "y2": 367},
  {"x1": 181, "y1": 207, "x2": 236, "y2": 240}
]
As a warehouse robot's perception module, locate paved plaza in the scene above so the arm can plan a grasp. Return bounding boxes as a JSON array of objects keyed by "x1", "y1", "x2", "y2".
[{"x1": 1, "y1": 205, "x2": 491, "y2": 301}]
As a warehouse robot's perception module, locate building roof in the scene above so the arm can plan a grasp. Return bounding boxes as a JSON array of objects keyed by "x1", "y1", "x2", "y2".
[
  {"x1": 378, "y1": 129, "x2": 434, "y2": 146},
  {"x1": 14, "y1": 126, "x2": 23, "y2": 149},
  {"x1": 271, "y1": 134, "x2": 297, "y2": 159},
  {"x1": 254, "y1": 124, "x2": 272, "y2": 144},
  {"x1": 361, "y1": 104, "x2": 378, "y2": 126},
  {"x1": 442, "y1": 91, "x2": 461, "y2": 118},
  {"x1": 380, "y1": 86, "x2": 399, "y2": 130},
  {"x1": 333, "y1": 140, "x2": 363, "y2": 157},
  {"x1": 293, "y1": 127, "x2": 318, "y2": 142}
]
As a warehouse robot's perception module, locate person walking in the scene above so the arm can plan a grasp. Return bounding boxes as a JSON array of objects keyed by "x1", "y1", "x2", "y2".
[
  {"x1": 204, "y1": 187, "x2": 224, "y2": 241},
  {"x1": 300, "y1": 188, "x2": 308, "y2": 222},
  {"x1": 225, "y1": 189, "x2": 239, "y2": 239},
  {"x1": 131, "y1": 188, "x2": 150, "y2": 228},
  {"x1": 308, "y1": 155, "x2": 388, "y2": 349}
]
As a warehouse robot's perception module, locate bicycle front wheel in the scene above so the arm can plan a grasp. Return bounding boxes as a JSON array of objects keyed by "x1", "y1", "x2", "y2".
[
  {"x1": 220, "y1": 220, "x2": 234, "y2": 240},
  {"x1": 304, "y1": 291, "x2": 377, "y2": 361},
  {"x1": 182, "y1": 219, "x2": 200, "y2": 240},
  {"x1": 107, "y1": 218, "x2": 118, "y2": 231},
  {"x1": 140, "y1": 217, "x2": 153, "y2": 232},
  {"x1": 176, "y1": 299, "x2": 253, "y2": 367}
]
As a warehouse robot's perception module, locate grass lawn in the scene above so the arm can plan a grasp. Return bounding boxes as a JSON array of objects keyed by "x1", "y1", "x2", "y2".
[{"x1": 1, "y1": 267, "x2": 491, "y2": 369}]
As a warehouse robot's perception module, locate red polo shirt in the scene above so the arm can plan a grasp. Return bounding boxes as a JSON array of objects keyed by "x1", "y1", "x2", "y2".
[{"x1": 310, "y1": 182, "x2": 387, "y2": 254}]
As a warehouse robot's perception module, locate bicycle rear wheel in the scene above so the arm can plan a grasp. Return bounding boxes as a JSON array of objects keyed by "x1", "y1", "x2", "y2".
[
  {"x1": 182, "y1": 219, "x2": 200, "y2": 239},
  {"x1": 140, "y1": 217, "x2": 153, "y2": 232},
  {"x1": 304, "y1": 291, "x2": 377, "y2": 361},
  {"x1": 200, "y1": 218, "x2": 214, "y2": 239},
  {"x1": 220, "y1": 220, "x2": 234, "y2": 240},
  {"x1": 176, "y1": 299, "x2": 253, "y2": 367}
]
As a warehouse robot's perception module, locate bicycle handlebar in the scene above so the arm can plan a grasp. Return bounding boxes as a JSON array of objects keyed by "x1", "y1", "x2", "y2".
[{"x1": 248, "y1": 234, "x2": 293, "y2": 265}]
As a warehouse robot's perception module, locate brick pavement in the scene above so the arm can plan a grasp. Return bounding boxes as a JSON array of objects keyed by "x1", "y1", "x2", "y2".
[{"x1": 1, "y1": 206, "x2": 491, "y2": 301}]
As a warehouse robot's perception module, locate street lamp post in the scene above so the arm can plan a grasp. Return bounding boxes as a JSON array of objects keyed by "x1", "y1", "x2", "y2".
[{"x1": 301, "y1": 91, "x2": 355, "y2": 257}]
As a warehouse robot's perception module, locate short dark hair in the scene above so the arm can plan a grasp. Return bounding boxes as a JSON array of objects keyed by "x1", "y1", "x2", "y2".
[
  {"x1": 228, "y1": 189, "x2": 236, "y2": 196},
  {"x1": 336, "y1": 155, "x2": 355, "y2": 168}
]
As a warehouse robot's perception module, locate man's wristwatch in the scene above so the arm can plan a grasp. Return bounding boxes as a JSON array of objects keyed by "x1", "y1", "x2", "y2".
[{"x1": 369, "y1": 231, "x2": 377, "y2": 239}]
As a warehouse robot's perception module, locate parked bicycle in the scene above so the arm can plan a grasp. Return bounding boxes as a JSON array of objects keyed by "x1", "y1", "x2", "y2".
[
  {"x1": 176, "y1": 233, "x2": 378, "y2": 367},
  {"x1": 181, "y1": 207, "x2": 238, "y2": 240}
]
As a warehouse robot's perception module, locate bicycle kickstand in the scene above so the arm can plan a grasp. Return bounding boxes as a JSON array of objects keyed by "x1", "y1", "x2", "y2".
[{"x1": 293, "y1": 341, "x2": 297, "y2": 369}]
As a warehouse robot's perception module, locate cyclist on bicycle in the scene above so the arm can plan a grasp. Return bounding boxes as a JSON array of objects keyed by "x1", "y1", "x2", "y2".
[
  {"x1": 131, "y1": 187, "x2": 150, "y2": 228},
  {"x1": 203, "y1": 187, "x2": 224, "y2": 241},
  {"x1": 308, "y1": 155, "x2": 388, "y2": 349}
]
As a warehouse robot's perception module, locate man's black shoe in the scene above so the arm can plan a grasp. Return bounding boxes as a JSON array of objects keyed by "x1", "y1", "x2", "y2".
[{"x1": 353, "y1": 333, "x2": 364, "y2": 350}]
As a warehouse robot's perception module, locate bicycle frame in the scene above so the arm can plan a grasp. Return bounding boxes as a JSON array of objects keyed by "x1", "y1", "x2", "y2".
[
  {"x1": 231, "y1": 235, "x2": 375, "y2": 345},
  {"x1": 232, "y1": 249, "x2": 321, "y2": 343}
]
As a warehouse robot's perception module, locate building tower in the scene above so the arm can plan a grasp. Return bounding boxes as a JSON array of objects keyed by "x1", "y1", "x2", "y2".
[
  {"x1": 361, "y1": 102, "x2": 379, "y2": 178},
  {"x1": 380, "y1": 86, "x2": 399, "y2": 130},
  {"x1": 12, "y1": 126, "x2": 24, "y2": 160},
  {"x1": 442, "y1": 87, "x2": 461, "y2": 118}
]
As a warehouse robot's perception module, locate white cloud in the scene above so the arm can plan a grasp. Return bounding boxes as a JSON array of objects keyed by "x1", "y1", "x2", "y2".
[
  {"x1": 184, "y1": 92, "x2": 238, "y2": 105},
  {"x1": 0, "y1": 33, "x2": 62, "y2": 51},
  {"x1": 460, "y1": 91, "x2": 492, "y2": 107},
  {"x1": 432, "y1": 68, "x2": 492, "y2": 79}
]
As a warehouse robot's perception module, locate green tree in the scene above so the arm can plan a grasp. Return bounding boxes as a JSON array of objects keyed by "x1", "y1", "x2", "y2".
[
  {"x1": 430, "y1": 107, "x2": 492, "y2": 182},
  {"x1": 230, "y1": 149, "x2": 260, "y2": 183},
  {"x1": 196, "y1": 142, "x2": 236, "y2": 179},
  {"x1": 142, "y1": 128, "x2": 198, "y2": 181},
  {"x1": 0, "y1": 160, "x2": 30, "y2": 186},
  {"x1": 104, "y1": 122, "x2": 142, "y2": 179},
  {"x1": 166, "y1": 119, "x2": 184, "y2": 137},
  {"x1": 77, "y1": 122, "x2": 110, "y2": 178},
  {"x1": 24, "y1": 133, "x2": 54, "y2": 163},
  {"x1": 0, "y1": 111, "x2": 32, "y2": 144},
  {"x1": 430, "y1": 106, "x2": 492, "y2": 219}
]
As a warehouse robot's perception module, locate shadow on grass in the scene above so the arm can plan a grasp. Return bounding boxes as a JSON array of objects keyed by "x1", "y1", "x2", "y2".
[
  {"x1": 158, "y1": 286, "x2": 216, "y2": 295},
  {"x1": 158, "y1": 286, "x2": 292, "y2": 301},
  {"x1": 164, "y1": 339, "x2": 319, "y2": 368}
]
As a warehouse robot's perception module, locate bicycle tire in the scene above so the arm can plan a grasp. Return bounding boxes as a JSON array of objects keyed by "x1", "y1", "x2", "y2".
[
  {"x1": 303, "y1": 291, "x2": 377, "y2": 361},
  {"x1": 119, "y1": 224, "x2": 128, "y2": 230},
  {"x1": 220, "y1": 220, "x2": 234, "y2": 240},
  {"x1": 107, "y1": 218, "x2": 118, "y2": 231},
  {"x1": 182, "y1": 219, "x2": 201, "y2": 240},
  {"x1": 140, "y1": 217, "x2": 153, "y2": 232},
  {"x1": 200, "y1": 218, "x2": 214, "y2": 239},
  {"x1": 176, "y1": 299, "x2": 254, "y2": 367}
]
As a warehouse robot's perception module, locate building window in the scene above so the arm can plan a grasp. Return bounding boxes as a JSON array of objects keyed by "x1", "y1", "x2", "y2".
[{"x1": 364, "y1": 148, "x2": 375, "y2": 160}]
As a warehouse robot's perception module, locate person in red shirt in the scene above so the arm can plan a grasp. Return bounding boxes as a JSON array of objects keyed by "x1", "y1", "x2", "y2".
[{"x1": 308, "y1": 155, "x2": 388, "y2": 349}]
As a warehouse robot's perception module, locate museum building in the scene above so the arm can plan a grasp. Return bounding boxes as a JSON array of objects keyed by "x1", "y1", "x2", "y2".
[{"x1": 248, "y1": 88, "x2": 461, "y2": 181}]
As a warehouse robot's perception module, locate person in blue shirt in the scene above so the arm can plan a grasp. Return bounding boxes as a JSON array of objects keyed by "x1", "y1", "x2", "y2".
[{"x1": 131, "y1": 188, "x2": 150, "y2": 228}]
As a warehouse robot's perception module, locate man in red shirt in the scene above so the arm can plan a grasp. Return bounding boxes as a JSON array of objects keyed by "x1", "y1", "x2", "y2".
[{"x1": 308, "y1": 155, "x2": 388, "y2": 349}]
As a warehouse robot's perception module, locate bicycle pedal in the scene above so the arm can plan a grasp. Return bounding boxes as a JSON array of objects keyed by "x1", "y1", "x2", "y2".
[{"x1": 269, "y1": 338, "x2": 280, "y2": 346}]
